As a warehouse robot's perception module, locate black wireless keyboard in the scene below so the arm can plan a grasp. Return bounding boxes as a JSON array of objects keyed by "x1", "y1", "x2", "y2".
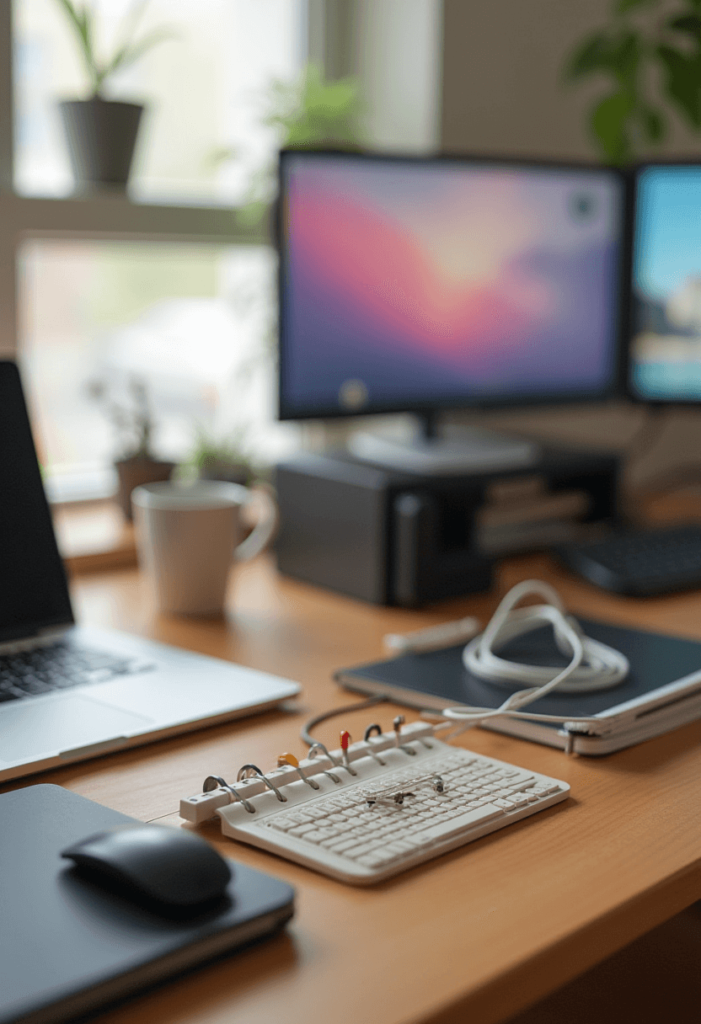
[{"x1": 555, "y1": 524, "x2": 701, "y2": 597}]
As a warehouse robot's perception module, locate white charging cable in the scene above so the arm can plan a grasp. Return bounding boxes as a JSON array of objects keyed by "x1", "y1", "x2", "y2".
[
  {"x1": 441, "y1": 579, "x2": 629, "y2": 732},
  {"x1": 384, "y1": 616, "x2": 480, "y2": 654}
]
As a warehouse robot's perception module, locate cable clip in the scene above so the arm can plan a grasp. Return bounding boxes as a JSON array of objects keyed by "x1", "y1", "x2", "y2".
[
  {"x1": 277, "y1": 752, "x2": 320, "y2": 789},
  {"x1": 362, "y1": 723, "x2": 386, "y2": 765},
  {"x1": 307, "y1": 742, "x2": 342, "y2": 783},
  {"x1": 340, "y1": 731, "x2": 358, "y2": 775},
  {"x1": 237, "y1": 763, "x2": 287, "y2": 802},
  {"x1": 202, "y1": 774, "x2": 255, "y2": 813},
  {"x1": 393, "y1": 715, "x2": 416, "y2": 755}
]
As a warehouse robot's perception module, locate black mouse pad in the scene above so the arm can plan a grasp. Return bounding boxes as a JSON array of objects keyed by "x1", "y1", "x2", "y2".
[{"x1": 0, "y1": 785, "x2": 294, "y2": 1024}]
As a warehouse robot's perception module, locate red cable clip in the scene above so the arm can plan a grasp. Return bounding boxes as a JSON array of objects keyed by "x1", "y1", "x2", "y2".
[{"x1": 340, "y1": 730, "x2": 351, "y2": 768}]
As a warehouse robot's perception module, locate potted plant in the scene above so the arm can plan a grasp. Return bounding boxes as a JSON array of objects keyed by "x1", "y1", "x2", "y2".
[
  {"x1": 54, "y1": 0, "x2": 175, "y2": 191},
  {"x1": 88, "y1": 375, "x2": 175, "y2": 520},
  {"x1": 563, "y1": 0, "x2": 701, "y2": 163},
  {"x1": 188, "y1": 426, "x2": 253, "y2": 486}
]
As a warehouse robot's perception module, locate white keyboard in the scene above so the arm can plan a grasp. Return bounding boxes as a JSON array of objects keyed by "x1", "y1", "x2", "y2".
[{"x1": 192, "y1": 730, "x2": 569, "y2": 884}]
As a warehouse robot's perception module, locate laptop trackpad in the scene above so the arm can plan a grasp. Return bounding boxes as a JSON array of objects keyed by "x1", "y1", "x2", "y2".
[{"x1": 0, "y1": 697, "x2": 152, "y2": 763}]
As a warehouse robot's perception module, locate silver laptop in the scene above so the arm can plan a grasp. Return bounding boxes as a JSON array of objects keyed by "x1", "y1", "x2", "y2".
[{"x1": 0, "y1": 361, "x2": 300, "y2": 783}]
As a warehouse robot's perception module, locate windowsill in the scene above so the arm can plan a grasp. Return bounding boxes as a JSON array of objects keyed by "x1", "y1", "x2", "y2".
[
  {"x1": 0, "y1": 192, "x2": 270, "y2": 244},
  {"x1": 52, "y1": 500, "x2": 137, "y2": 576}
]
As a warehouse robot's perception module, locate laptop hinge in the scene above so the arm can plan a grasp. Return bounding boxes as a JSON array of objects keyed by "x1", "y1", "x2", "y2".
[{"x1": 0, "y1": 626, "x2": 71, "y2": 655}]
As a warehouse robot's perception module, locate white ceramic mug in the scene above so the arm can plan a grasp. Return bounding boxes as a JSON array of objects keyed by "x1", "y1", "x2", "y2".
[{"x1": 132, "y1": 480, "x2": 277, "y2": 616}]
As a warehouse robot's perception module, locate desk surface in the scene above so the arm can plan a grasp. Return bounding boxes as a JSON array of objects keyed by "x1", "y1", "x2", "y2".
[{"x1": 4, "y1": 553, "x2": 701, "y2": 1024}]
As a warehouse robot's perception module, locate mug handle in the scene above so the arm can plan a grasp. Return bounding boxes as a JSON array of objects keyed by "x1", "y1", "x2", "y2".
[{"x1": 235, "y1": 484, "x2": 279, "y2": 562}]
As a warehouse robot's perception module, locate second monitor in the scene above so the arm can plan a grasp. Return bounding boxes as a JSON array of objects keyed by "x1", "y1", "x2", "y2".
[{"x1": 630, "y1": 162, "x2": 701, "y2": 403}]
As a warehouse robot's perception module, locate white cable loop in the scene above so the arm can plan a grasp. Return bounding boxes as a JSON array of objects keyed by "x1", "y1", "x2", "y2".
[{"x1": 441, "y1": 579, "x2": 629, "y2": 732}]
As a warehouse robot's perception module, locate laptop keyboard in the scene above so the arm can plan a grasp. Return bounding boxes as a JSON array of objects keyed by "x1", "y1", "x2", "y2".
[{"x1": 0, "y1": 640, "x2": 155, "y2": 702}]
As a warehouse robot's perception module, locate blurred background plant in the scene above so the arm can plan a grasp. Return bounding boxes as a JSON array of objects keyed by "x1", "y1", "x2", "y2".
[
  {"x1": 187, "y1": 424, "x2": 254, "y2": 485},
  {"x1": 564, "y1": 0, "x2": 701, "y2": 163},
  {"x1": 87, "y1": 375, "x2": 156, "y2": 461},
  {"x1": 264, "y1": 60, "x2": 363, "y2": 148},
  {"x1": 54, "y1": 0, "x2": 176, "y2": 98},
  {"x1": 87, "y1": 374, "x2": 175, "y2": 518},
  {"x1": 219, "y1": 60, "x2": 364, "y2": 226}
]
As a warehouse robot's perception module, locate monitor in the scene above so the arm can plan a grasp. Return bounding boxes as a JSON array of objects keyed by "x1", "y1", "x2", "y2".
[
  {"x1": 630, "y1": 163, "x2": 701, "y2": 403},
  {"x1": 277, "y1": 150, "x2": 627, "y2": 433}
]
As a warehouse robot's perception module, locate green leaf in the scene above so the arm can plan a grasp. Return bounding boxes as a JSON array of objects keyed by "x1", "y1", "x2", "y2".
[
  {"x1": 54, "y1": 0, "x2": 101, "y2": 92},
  {"x1": 616, "y1": 0, "x2": 656, "y2": 12},
  {"x1": 639, "y1": 104, "x2": 666, "y2": 143},
  {"x1": 565, "y1": 31, "x2": 613, "y2": 80},
  {"x1": 610, "y1": 32, "x2": 640, "y2": 85},
  {"x1": 54, "y1": 0, "x2": 176, "y2": 94},
  {"x1": 260, "y1": 62, "x2": 363, "y2": 149},
  {"x1": 590, "y1": 90, "x2": 635, "y2": 163},
  {"x1": 565, "y1": 30, "x2": 640, "y2": 87},
  {"x1": 206, "y1": 145, "x2": 239, "y2": 169},
  {"x1": 657, "y1": 44, "x2": 701, "y2": 127},
  {"x1": 116, "y1": 0, "x2": 150, "y2": 47},
  {"x1": 106, "y1": 28, "x2": 178, "y2": 77},
  {"x1": 54, "y1": 0, "x2": 85, "y2": 34},
  {"x1": 666, "y1": 13, "x2": 701, "y2": 37}
]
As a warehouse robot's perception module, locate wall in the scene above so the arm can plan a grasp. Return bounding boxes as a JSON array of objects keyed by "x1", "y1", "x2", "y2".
[
  {"x1": 441, "y1": 0, "x2": 701, "y2": 160},
  {"x1": 355, "y1": 0, "x2": 442, "y2": 153}
]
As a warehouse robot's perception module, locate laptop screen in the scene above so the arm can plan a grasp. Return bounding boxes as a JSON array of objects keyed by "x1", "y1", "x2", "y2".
[{"x1": 0, "y1": 362, "x2": 73, "y2": 642}]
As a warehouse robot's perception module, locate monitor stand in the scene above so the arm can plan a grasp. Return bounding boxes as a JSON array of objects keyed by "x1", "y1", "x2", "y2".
[{"x1": 347, "y1": 414, "x2": 540, "y2": 476}]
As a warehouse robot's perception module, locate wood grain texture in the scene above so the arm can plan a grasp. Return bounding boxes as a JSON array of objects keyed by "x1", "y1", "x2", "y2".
[{"x1": 3, "y1": 553, "x2": 701, "y2": 1024}]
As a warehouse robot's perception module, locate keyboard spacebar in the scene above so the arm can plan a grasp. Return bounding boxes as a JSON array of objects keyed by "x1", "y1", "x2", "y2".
[{"x1": 415, "y1": 804, "x2": 505, "y2": 843}]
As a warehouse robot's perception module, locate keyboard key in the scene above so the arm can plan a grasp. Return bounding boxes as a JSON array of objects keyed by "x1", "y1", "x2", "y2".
[
  {"x1": 289, "y1": 824, "x2": 317, "y2": 837},
  {"x1": 328, "y1": 837, "x2": 363, "y2": 854},
  {"x1": 414, "y1": 803, "x2": 505, "y2": 843},
  {"x1": 357, "y1": 853, "x2": 388, "y2": 868}
]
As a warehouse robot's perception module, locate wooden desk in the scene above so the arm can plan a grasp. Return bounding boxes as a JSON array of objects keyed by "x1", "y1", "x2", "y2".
[{"x1": 5, "y1": 553, "x2": 701, "y2": 1024}]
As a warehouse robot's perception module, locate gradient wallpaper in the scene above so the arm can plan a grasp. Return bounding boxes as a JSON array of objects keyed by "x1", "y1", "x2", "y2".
[{"x1": 279, "y1": 154, "x2": 623, "y2": 417}]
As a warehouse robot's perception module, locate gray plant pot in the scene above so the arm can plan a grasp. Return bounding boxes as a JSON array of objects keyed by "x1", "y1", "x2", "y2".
[{"x1": 59, "y1": 98, "x2": 144, "y2": 192}]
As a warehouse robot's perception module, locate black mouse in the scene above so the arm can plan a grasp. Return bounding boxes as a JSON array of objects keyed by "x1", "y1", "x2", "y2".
[{"x1": 61, "y1": 824, "x2": 232, "y2": 909}]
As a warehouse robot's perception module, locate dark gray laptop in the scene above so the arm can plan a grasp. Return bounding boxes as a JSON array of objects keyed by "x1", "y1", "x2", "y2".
[{"x1": 0, "y1": 361, "x2": 300, "y2": 782}]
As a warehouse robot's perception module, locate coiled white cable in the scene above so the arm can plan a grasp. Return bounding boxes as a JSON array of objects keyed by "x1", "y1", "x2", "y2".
[{"x1": 441, "y1": 579, "x2": 629, "y2": 731}]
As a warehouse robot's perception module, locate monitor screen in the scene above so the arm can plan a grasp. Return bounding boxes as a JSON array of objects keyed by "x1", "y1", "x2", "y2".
[
  {"x1": 277, "y1": 151, "x2": 626, "y2": 421},
  {"x1": 630, "y1": 163, "x2": 701, "y2": 402}
]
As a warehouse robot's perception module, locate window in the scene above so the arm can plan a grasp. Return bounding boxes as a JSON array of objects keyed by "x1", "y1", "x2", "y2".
[
  {"x1": 1, "y1": 1, "x2": 443, "y2": 503},
  {"x1": 19, "y1": 239, "x2": 290, "y2": 500},
  {"x1": 13, "y1": 0, "x2": 306, "y2": 203},
  {"x1": 3, "y1": 0, "x2": 307, "y2": 501}
]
